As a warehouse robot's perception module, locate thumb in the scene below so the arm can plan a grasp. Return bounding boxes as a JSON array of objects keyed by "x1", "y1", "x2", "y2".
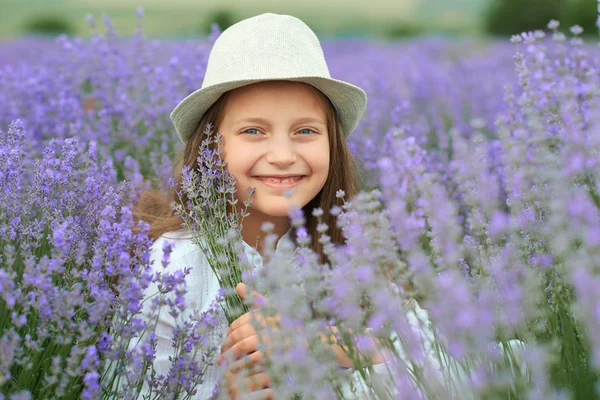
[{"x1": 236, "y1": 282, "x2": 267, "y2": 309}]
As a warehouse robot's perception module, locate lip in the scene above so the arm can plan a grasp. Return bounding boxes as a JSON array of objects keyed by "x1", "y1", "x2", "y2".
[{"x1": 252, "y1": 175, "x2": 306, "y2": 189}]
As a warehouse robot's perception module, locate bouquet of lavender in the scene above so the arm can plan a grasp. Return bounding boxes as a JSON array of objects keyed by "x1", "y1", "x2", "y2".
[{"x1": 171, "y1": 123, "x2": 254, "y2": 324}]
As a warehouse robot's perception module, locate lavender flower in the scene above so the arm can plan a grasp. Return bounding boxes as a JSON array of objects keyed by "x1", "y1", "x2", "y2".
[{"x1": 172, "y1": 123, "x2": 254, "y2": 324}]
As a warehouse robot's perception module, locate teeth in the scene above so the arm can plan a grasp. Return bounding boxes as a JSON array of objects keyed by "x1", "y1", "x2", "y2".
[{"x1": 261, "y1": 176, "x2": 301, "y2": 183}]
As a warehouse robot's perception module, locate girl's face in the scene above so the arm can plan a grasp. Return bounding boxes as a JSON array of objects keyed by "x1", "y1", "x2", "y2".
[{"x1": 219, "y1": 81, "x2": 330, "y2": 218}]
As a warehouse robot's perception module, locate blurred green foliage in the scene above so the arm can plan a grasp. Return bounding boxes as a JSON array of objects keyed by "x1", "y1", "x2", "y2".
[
  {"x1": 203, "y1": 9, "x2": 237, "y2": 34},
  {"x1": 385, "y1": 22, "x2": 424, "y2": 39},
  {"x1": 562, "y1": 0, "x2": 599, "y2": 33},
  {"x1": 21, "y1": 14, "x2": 75, "y2": 36},
  {"x1": 484, "y1": 0, "x2": 598, "y2": 36}
]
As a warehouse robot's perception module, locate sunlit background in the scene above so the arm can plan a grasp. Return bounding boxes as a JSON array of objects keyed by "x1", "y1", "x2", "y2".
[{"x1": 0, "y1": 0, "x2": 597, "y2": 39}]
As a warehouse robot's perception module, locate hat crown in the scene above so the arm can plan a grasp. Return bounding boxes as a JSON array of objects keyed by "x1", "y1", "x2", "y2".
[{"x1": 203, "y1": 13, "x2": 331, "y2": 87}]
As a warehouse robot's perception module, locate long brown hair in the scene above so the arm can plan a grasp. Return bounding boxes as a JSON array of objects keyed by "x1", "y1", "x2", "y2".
[{"x1": 133, "y1": 82, "x2": 358, "y2": 263}]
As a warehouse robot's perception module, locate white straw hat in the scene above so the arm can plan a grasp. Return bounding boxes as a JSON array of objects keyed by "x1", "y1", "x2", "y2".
[{"x1": 170, "y1": 12, "x2": 367, "y2": 143}]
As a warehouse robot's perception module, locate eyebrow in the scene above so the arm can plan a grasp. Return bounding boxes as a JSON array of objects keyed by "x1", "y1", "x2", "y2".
[{"x1": 233, "y1": 116, "x2": 326, "y2": 126}]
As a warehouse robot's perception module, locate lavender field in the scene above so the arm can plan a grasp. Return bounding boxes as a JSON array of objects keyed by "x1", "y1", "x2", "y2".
[{"x1": 1, "y1": 15, "x2": 600, "y2": 400}]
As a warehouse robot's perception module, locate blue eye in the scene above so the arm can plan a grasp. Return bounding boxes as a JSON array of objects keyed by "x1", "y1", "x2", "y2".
[
  {"x1": 298, "y1": 128, "x2": 315, "y2": 135},
  {"x1": 243, "y1": 128, "x2": 260, "y2": 135}
]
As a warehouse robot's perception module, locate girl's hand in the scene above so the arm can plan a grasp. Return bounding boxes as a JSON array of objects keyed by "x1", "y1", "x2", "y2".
[
  {"x1": 322, "y1": 325, "x2": 388, "y2": 368},
  {"x1": 321, "y1": 325, "x2": 354, "y2": 368},
  {"x1": 218, "y1": 283, "x2": 278, "y2": 398},
  {"x1": 219, "y1": 283, "x2": 279, "y2": 360}
]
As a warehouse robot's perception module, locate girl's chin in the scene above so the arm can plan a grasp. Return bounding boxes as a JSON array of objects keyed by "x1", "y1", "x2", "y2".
[
  {"x1": 250, "y1": 199, "x2": 305, "y2": 218},
  {"x1": 252, "y1": 207, "x2": 296, "y2": 218}
]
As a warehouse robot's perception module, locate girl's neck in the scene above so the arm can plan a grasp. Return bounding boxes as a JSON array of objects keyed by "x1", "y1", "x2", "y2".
[{"x1": 240, "y1": 211, "x2": 290, "y2": 257}]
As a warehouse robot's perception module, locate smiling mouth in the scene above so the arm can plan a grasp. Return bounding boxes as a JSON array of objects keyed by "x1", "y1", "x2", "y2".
[{"x1": 252, "y1": 175, "x2": 306, "y2": 188}]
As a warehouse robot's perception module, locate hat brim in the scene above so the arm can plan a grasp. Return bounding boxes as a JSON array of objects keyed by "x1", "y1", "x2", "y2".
[{"x1": 170, "y1": 77, "x2": 367, "y2": 143}]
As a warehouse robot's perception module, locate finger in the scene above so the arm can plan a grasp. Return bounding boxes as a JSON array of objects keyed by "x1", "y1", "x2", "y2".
[
  {"x1": 230, "y1": 351, "x2": 265, "y2": 373},
  {"x1": 228, "y1": 311, "x2": 253, "y2": 334},
  {"x1": 236, "y1": 283, "x2": 268, "y2": 309},
  {"x1": 227, "y1": 335, "x2": 259, "y2": 359},
  {"x1": 242, "y1": 372, "x2": 271, "y2": 392},
  {"x1": 222, "y1": 323, "x2": 256, "y2": 354},
  {"x1": 225, "y1": 370, "x2": 239, "y2": 400},
  {"x1": 229, "y1": 315, "x2": 257, "y2": 339},
  {"x1": 226, "y1": 370, "x2": 271, "y2": 397}
]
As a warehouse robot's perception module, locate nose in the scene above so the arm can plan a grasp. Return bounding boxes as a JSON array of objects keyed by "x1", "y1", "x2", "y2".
[{"x1": 265, "y1": 135, "x2": 297, "y2": 168}]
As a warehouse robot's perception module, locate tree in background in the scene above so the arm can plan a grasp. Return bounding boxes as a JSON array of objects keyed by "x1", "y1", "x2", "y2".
[
  {"x1": 202, "y1": 9, "x2": 237, "y2": 35},
  {"x1": 22, "y1": 14, "x2": 74, "y2": 36},
  {"x1": 562, "y1": 0, "x2": 599, "y2": 33},
  {"x1": 484, "y1": 0, "x2": 597, "y2": 36}
]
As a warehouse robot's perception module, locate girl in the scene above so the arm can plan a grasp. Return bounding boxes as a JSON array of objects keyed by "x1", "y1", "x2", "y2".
[{"x1": 133, "y1": 12, "x2": 372, "y2": 399}]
